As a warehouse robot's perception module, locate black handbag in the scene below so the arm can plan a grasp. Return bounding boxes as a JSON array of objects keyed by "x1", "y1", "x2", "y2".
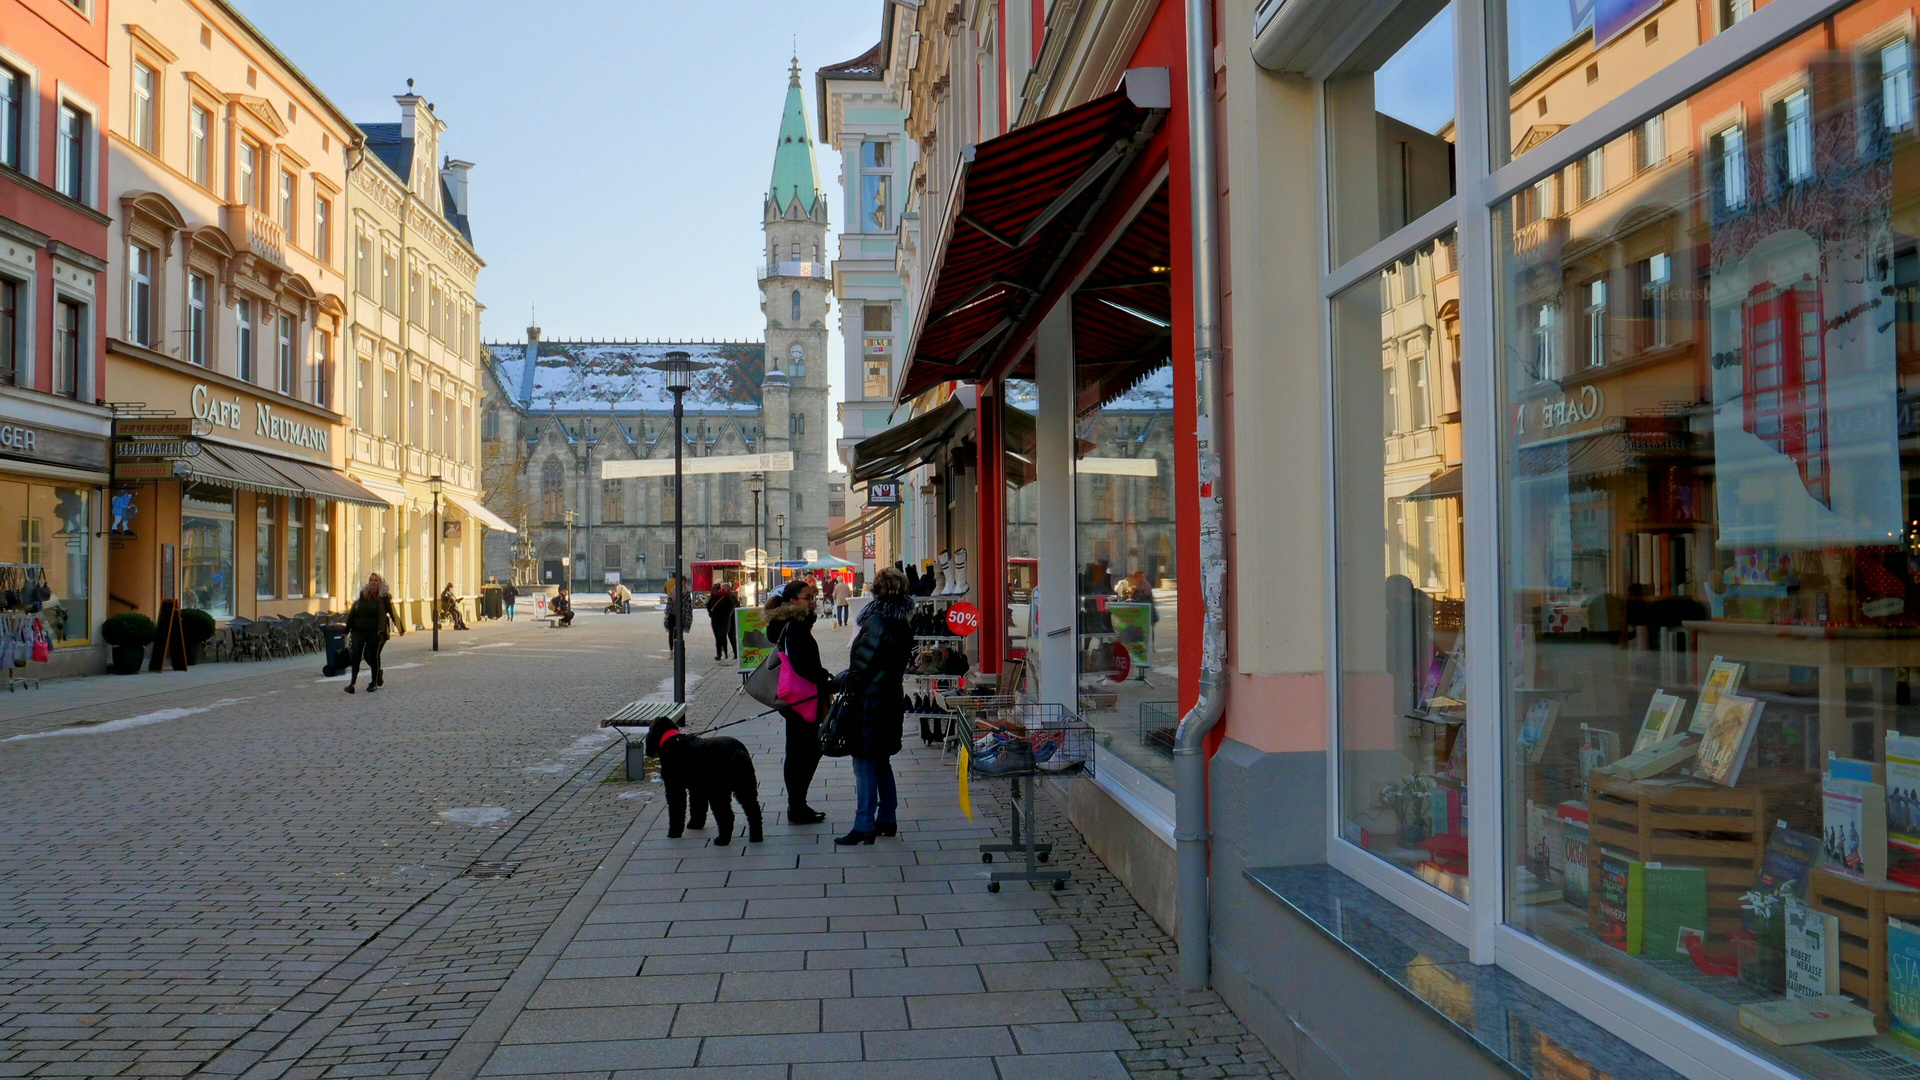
[{"x1": 817, "y1": 672, "x2": 854, "y2": 758}]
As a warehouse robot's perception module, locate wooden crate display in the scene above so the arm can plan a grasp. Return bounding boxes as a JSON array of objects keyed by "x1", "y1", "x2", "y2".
[
  {"x1": 1804, "y1": 869, "x2": 1920, "y2": 1028},
  {"x1": 1586, "y1": 773, "x2": 1815, "y2": 945}
]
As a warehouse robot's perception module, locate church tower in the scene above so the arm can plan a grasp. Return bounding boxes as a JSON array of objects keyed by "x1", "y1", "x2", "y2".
[{"x1": 761, "y1": 55, "x2": 832, "y2": 563}]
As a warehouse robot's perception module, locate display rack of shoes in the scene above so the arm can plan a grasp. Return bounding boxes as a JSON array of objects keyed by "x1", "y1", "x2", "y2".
[{"x1": 960, "y1": 701, "x2": 1093, "y2": 893}]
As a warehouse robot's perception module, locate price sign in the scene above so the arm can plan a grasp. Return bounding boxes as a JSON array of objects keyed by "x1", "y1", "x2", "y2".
[
  {"x1": 1109, "y1": 641, "x2": 1132, "y2": 682},
  {"x1": 945, "y1": 601, "x2": 980, "y2": 637}
]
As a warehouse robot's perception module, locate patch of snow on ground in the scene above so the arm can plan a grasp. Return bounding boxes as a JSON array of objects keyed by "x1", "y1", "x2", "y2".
[
  {"x1": 6, "y1": 697, "x2": 253, "y2": 741},
  {"x1": 438, "y1": 807, "x2": 509, "y2": 826},
  {"x1": 522, "y1": 731, "x2": 617, "y2": 774}
]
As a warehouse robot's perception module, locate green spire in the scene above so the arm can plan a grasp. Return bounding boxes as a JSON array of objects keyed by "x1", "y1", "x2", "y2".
[{"x1": 768, "y1": 54, "x2": 821, "y2": 216}]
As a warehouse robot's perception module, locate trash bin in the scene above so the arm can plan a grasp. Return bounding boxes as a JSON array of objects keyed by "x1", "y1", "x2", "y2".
[
  {"x1": 322, "y1": 625, "x2": 350, "y2": 677},
  {"x1": 482, "y1": 585, "x2": 504, "y2": 620}
]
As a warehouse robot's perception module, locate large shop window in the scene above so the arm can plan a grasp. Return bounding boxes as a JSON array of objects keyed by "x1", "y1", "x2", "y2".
[
  {"x1": 1493, "y1": 10, "x2": 1920, "y2": 1076},
  {"x1": 1005, "y1": 379, "x2": 1039, "y2": 664},
  {"x1": 1075, "y1": 363, "x2": 1178, "y2": 789},
  {"x1": 1334, "y1": 230, "x2": 1467, "y2": 901},
  {"x1": 255, "y1": 497, "x2": 276, "y2": 599},
  {"x1": 182, "y1": 485, "x2": 234, "y2": 618},
  {"x1": 2, "y1": 482, "x2": 90, "y2": 645}
]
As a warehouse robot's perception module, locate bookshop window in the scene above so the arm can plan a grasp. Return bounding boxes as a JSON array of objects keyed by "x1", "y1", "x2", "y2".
[
  {"x1": 1075, "y1": 362, "x2": 1177, "y2": 789},
  {"x1": 182, "y1": 485, "x2": 234, "y2": 618},
  {"x1": 1004, "y1": 379, "x2": 1039, "y2": 670},
  {"x1": 1495, "y1": 13, "x2": 1920, "y2": 1072},
  {"x1": 1333, "y1": 230, "x2": 1467, "y2": 900}
]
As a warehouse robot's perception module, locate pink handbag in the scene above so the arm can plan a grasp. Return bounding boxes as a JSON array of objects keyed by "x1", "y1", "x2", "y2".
[{"x1": 776, "y1": 648, "x2": 819, "y2": 722}]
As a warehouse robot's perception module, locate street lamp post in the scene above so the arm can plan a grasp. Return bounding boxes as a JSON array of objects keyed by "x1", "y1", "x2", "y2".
[
  {"x1": 564, "y1": 509, "x2": 576, "y2": 591},
  {"x1": 748, "y1": 472, "x2": 764, "y2": 600},
  {"x1": 429, "y1": 474, "x2": 443, "y2": 653},
  {"x1": 643, "y1": 351, "x2": 713, "y2": 704},
  {"x1": 775, "y1": 512, "x2": 786, "y2": 587}
]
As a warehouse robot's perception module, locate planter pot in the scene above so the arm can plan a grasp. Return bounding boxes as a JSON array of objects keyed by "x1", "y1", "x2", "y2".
[
  {"x1": 110, "y1": 646, "x2": 147, "y2": 675},
  {"x1": 185, "y1": 640, "x2": 204, "y2": 666}
]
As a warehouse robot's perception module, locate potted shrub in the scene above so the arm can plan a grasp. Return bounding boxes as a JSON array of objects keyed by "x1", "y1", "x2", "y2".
[
  {"x1": 101, "y1": 613, "x2": 157, "y2": 675},
  {"x1": 179, "y1": 608, "x2": 217, "y2": 665}
]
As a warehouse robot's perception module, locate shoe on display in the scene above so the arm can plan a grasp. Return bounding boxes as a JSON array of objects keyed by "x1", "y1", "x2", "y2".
[{"x1": 972, "y1": 742, "x2": 1036, "y2": 776}]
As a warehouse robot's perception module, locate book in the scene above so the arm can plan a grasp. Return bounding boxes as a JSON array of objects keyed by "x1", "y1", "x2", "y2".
[
  {"x1": 1595, "y1": 850, "x2": 1632, "y2": 951},
  {"x1": 1784, "y1": 896, "x2": 1840, "y2": 999},
  {"x1": 1739, "y1": 823, "x2": 1824, "y2": 994},
  {"x1": 1694, "y1": 694, "x2": 1764, "y2": 787},
  {"x1": 1526, "y1": 801, "x2": 1563, "y2": 883},
  {"x1": 1633, "y1": 691, "x2": 1687, "y2": 753},
  {"x1": 1561, "y1": 814, "x2": 1591, "y2": 912},
  {"x1": 1828, "y1": 753, "x2": 1884, "y2": 784},
  {"x1": 1888, "y1": 733, "x2": 1920, "y2": 859},
  {"x1": 1688, "y1": 657, "x2": 1745, "y2": 735},
  {"x1": 1738, "y1": 996, "x2": 1878, "y2": 1045},
  {"x1": 1518, "y1": 699, "x2": 1559, "y2": 763},
  {"x1": 1599, "y1": 734, "x2": 1700, "y2": 780},
  {"x1": 1822, "y1": 777, "x2": 1889, "y2": 883},
  {"x1": 1894, "y1": 917, "x2": 1920, "y2": 1051},
  {"x1": 1633, "y1": 862, "x2": 1707, "y2": 958},
  {"x1": 1579, "y1": 725, "x2": 1621, "y2": 793}
]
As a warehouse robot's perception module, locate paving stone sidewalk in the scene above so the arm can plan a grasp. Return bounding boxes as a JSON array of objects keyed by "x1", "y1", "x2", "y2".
[{"x1": 451, "y1": 619, "x2": 1285, "y2": 1080}]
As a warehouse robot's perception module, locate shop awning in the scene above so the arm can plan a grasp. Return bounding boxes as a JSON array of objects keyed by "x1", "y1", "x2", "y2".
[
  {"x1": 828, "y1": 504, "x2": 898, "y2": 545},
  {"x1": 267, "y1": 459, "x2": 393, "y2": 508},
  {"x1": 1402, "y1": 465, "x2": 1462, "y2": 502},
  {"x1": 350, "y1": 476, "x2": 409, "y2": 506},
  {"x1": 180, "y1": 443, "x2": 305, "y2": 498},
  {"x1": 448, "y1": 492, "x2": 518, "y2": 534},
  {"x1": 849, "y1": 398, "x2": 970, "y2": 483},
  {"x1": 897, "y1": 74, "x2": 1169, "y2": 402}
]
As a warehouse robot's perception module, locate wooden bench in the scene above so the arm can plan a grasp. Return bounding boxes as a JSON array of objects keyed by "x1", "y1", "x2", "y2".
[{"x1": 542, "y1": 613, "x2": 571, "y2": 628}]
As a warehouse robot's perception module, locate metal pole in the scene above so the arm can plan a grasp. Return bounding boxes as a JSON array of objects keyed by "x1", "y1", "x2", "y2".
[
  {"x1": 752, "y1": 487, "x2": 762, "y2": 600},
  {"x1": 672, "y1": 385, "x2": 686, "y2": 703},
  {"x1": 431, "y1": 491, "x2": 440, "y2": 652}
]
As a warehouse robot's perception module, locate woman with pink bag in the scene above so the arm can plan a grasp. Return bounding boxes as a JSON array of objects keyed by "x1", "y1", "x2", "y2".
[{"x1": 766, "y1": 581, "x2": 833, "y2": 825}]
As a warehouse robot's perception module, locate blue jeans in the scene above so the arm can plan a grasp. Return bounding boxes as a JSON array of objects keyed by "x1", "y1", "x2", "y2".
[
  {"x1": 851, "y1": 755, "x2": 897, "y2": 832},
  {"x1": 505, "y1": 600, "x2": 516, "y2": 620}
]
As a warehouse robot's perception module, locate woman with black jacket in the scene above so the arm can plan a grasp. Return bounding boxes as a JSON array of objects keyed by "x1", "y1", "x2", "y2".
[
  {"x1": 344, "y1": 574, "x2": 403, "y2": 693},
  {"x1": 706, "y1": 584, "x2": 739, "y2": 661},
  {"x1": 766, "y1": 580, "x2": 831, "y2": 824},
  {"x1": 835, "y1": 568, "x2": 915, "y2": 845}
]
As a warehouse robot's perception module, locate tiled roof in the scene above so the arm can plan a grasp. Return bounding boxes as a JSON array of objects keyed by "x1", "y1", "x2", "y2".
[
  {"x1": 360, "y1": 123, "x2": 411, "y2": 181},
  {"x1": 819, "y1": 42, "x2": 882, "y2": 76},
  {"x1": 487, "y1": 341, "x2": 768, "y2": 415}
]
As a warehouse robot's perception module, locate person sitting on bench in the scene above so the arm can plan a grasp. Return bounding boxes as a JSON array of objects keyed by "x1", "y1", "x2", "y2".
[
  {"x1": 439, "y1": 583, "x2": 469, "y2": 630},
  {"x1": 552, "y1": 588, "x2": 574, "y2": 627}
]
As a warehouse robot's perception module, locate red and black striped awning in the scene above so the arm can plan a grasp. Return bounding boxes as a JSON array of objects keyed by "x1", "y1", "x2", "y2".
[{"x1": 897, "y1": 81, "x2": 1167, "y2": 402}]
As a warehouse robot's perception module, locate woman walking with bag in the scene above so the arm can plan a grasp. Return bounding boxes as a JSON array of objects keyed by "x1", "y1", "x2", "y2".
[
  {"x1": 344, "y1": 573, "x2": 403, "y2": 693},
  {"x1": 766, "y1": 581, "x2": 832, "y2": 824},
  {"x1": 706, "y1": 584, "x2": 739, "y2": 661},
  {"x1": 833, "y1": 568, "x2": 914, "y2": 845}
]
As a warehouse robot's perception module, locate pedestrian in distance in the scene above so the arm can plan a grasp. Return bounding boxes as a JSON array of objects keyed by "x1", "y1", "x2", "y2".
[
  {"x1": 766, "y1": 580, "x2": 832, "y2": 824},
  {"x1": 345, "y1": 573, "x2": 403, "y2": 693},
  {"x1": 440, "y1": 583, "x2": 469, "y2": 630},
  {"x1": 706, "y1": 583, "x2": 739, "y2": 661},
  {"x1": 835, "y1": 568, "x2": 914, "y2": 845},
  {"x1": 552, "y1": 587, "x2": 575, "y2": 627},
  {"x1": 502, "y1": 578, "x2": 519, "y2": 621},
  {"x1": 833, "y1": 576, "x2": 852, "y2": 627}
]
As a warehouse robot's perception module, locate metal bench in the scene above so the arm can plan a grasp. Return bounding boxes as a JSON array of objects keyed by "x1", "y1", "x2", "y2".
[
  {"x1": 542, "y1": 614, "x2": 570, "y2": 628},
  {"x1": 602, "y1": 701, "x2": 687, "y2": 779}
]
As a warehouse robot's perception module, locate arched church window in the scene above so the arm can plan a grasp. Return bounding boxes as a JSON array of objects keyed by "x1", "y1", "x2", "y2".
[
  {"x1": 790, "y1": 242, "x2": 799, "y2": 260},
  {"x1": 542, "y1": 459, "x2": 564, "y2": 522},
  {"x1": 791, "y1": 290, "x2": 801, "y2": 324},
  {"x1": 482, "y1": 407, "x2": 499, "y2": 441}
]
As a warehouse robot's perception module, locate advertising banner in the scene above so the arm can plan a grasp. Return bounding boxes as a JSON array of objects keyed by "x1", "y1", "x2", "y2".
[
  {"x1": 1108, "y1": 602, "x2": 1154, "y2": 668},
  {"x1": 737, "y1": 606, "x2": 773, "y2": 675}
]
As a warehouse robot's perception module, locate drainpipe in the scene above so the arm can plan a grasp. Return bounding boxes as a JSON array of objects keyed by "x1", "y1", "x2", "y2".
[{"x1": 1174, "y1": 0, "x2": 1228, "y2": 993}]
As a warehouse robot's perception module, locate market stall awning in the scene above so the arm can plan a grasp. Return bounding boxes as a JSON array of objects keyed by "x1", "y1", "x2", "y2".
[
  {"x1": 267, "y1": 458, "x2": 393, "y2": 508},
  {"x1": 897, "y1": 73, "x2": 1169, "y2": 402},
  {"x1": 448, "y1": 493, "x2": 518, "y2": 534},
  {"x1": 849, "y1": 397, "x2": 970, "y2": 483},
  {"x1": 1402, "y1": 465, "x2": 1462, "y2": 502},
  {"x1": 804, "y1": 554, "x2": 859, "y2": 570},
  {"x1": 179, "y1": 443, "x2": 305, "y2": 498},
  {"x1": 828, "y1": 504, "x2": 898, "y2": 545}
]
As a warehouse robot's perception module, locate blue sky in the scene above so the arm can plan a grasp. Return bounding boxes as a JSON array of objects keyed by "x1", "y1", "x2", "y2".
[{"x1": 232, "y1": 0, "x2": 887, "y2": 439}]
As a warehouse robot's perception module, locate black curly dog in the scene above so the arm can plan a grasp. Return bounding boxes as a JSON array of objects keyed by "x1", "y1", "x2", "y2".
[{"x1": 645, "y1": 716, "x2": 764, "y2": 845}]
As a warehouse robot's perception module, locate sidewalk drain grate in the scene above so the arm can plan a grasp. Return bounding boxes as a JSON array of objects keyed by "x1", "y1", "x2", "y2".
[{"x1": 463, "y1": 861, "x2": 521, "y2": 880}]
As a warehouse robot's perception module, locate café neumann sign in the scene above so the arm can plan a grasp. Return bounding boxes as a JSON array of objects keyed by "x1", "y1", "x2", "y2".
[{"x1": 192, "y1": 384, "x2": 330, "y2": 453}]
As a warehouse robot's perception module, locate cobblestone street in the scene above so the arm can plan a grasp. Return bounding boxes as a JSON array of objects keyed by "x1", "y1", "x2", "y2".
[{"x1": 0, "y1": 611, "x2": 1279, "y2": 1079}]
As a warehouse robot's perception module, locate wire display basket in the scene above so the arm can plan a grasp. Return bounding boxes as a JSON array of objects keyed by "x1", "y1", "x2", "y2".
[
  {"x1": 1139, "y1": 701, "x2": 1179, "y2": 759},
  {"x1": 965, "y1": 702, "x2": 1094, "y2": 780}
]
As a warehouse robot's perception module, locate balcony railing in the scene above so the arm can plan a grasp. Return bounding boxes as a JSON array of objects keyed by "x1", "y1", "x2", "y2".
[
  {"x1": 756, "y1": 260, "x2": 830, "y2": 280},
  {"x1": 223, "y1": 203, "x2": 286, "y2": 267}
]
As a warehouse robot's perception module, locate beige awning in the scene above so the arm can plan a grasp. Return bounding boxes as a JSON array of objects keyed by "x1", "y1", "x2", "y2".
[
  {"x1": 828, "y1": 504, "x2": 898, "y2": 545},
  {"x1": 448, "y1": 492, "x2": 517, "y2": 534},
  {"x1": 349, "y1": 476, "x2": 409, "y2": 506}
]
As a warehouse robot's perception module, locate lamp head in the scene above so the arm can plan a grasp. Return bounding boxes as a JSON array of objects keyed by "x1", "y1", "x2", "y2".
[
  {"x1": 642, "y1": 350, "x2": 711, "y2": 393},
  {"x1": 428, "y1": 473, "x2": 443, "y2": 494}
]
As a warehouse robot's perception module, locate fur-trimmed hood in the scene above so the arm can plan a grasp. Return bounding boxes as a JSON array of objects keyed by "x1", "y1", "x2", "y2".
[{"x1": 765, "y1": 598, "x2": 815, "y2": 624}]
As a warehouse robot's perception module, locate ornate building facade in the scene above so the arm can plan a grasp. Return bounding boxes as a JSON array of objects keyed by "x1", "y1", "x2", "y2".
[{"x1": 480, "y1": 61, "x2": 830, "y2": 590}]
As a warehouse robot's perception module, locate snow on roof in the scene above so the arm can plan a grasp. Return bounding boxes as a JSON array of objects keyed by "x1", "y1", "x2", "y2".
[{"x1": 489, "y1": 341, "x2": 767, "y2": 414}]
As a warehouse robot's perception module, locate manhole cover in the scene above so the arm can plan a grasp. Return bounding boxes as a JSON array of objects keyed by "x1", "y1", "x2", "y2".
[{"x1": 464, "y1": 861, "x2": 521, "y2": 880}]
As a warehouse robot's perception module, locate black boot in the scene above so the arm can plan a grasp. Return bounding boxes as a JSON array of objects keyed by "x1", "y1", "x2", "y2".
[{"x1": 834, "y1": 829, "x2": 877, "y2": 846}]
